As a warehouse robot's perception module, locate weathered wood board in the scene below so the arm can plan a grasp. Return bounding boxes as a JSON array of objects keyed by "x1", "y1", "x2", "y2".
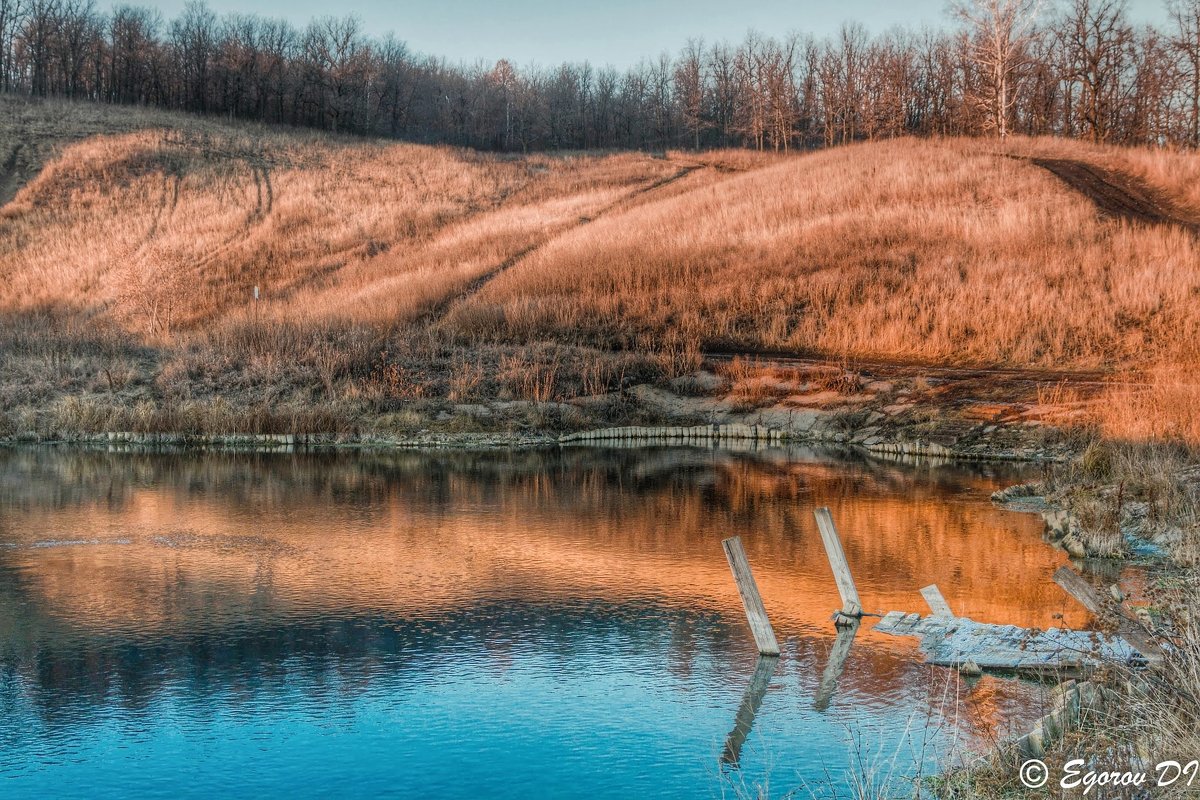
[
  {"x1": 1053, "y1": 566, "x2": 1165, "y2": 665},
  {"x1": 920, "y1": 584, "x2": 954, "y2": 618},
  {"x1": 722, "y1": 536, "x2": 781, "y2": 656},
  {"x1": 813, "y1": 507, "x2": 863, "y2": 618},
  {"x1": 873, "y1": 611, "x2": 1139, "y2": 674}
]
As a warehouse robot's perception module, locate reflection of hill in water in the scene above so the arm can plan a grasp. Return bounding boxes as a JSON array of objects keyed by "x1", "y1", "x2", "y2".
[
  {"x1": 0, "y1": 445, "x2": 1023, "y2": 513},
  {"x1": 0, "y1": 446, "x2": 1073, "y2": 721}
]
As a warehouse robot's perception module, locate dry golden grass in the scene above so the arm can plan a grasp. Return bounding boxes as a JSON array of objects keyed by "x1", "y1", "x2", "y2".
[
  {"x1": 3, "y1": 98, "x2": 1200, "y2": 443},
  {"x1": 0, "y1": 94, "x2": 214, "y2": 204},
  {"x1": 1, "y1": 119, "x2": 684, "y2": 334},
  {"x1": 452, "y1": 136, "x2": 1200, "y2": 371},
  {"x1": 1098, "y1": 355, "x2": 1200, "y2": 445}
]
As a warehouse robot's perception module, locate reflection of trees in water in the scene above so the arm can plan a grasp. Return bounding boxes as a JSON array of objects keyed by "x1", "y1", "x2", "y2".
[
  {"x1": 1, "y1": 600, "x2": 744, "y2": 721},
  {"x1": 0, "y1": 595, "x2": 1000, "y2": 743},
  {"x1": 0, "y1": 448, "x2": 1052, "y2": 629},
  {"x1": 0, "y1": 444, "x2": 1028, "y2": 517}
]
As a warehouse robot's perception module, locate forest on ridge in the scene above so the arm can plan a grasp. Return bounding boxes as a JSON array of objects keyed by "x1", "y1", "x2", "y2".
[{"x1": 2, "y1": 0, "x2": 1200, "y2": 151}]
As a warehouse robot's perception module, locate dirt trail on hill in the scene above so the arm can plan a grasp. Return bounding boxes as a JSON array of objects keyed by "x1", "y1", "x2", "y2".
[
  {"x1": 1031, "y1": 157, "x2": 1199, "y2": 233},
  {"x1": 427, "y1": 163, "x2": 706, "y2": 324}
]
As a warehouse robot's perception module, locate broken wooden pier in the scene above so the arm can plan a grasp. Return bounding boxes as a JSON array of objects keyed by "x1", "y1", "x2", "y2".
[
  {"x1": 873, "y1": 611, "x2": 1138, "y2": 676},
  {"x1": 813, "y1": 507, "x2": 863, "y2": 626},
  {"x1": 719, "y1": 509, "x2": 1160, "y2": 680},
  {"x1": 811, "y1": 509, "x2": 1158, "y2": 677}
]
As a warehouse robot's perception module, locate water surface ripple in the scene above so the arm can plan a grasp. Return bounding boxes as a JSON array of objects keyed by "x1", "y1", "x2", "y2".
[{"x1": 0, "y1": 446, "x2": 1085, "y2": 798}]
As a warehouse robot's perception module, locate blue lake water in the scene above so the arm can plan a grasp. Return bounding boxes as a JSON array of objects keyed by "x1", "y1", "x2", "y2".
[{"x1": 0, "y1": 446, "x2": 1087, "y2": 798}]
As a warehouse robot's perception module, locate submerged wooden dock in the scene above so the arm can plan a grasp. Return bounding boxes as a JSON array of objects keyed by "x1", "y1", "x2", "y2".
[
  {"x1": 872, "y1": 611, "x2": 1139, "y2": 675},
  {"x1": 719, "y1": 508, "x2": 1162, "y2": 679},
  {"x1": 715, "y1": 507, "x2": 1163, "y2": 769}
]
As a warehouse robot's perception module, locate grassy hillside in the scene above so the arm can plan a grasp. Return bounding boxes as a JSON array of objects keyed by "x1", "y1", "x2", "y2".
[
  {"x1": 450, "y1": 136, "x2": 1200, "y2": 368},
  {"x1": 0, "y1": 105, "x2": 688, "y2": 330},
  {"x1": 1, "y1": 97, "x2": 1198, "y2": 442}
]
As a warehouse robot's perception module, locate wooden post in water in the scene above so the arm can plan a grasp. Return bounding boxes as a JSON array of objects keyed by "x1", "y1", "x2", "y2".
[
  {"x1": 813, "y1": 618, "x2": 860, "y2": 711},
  {"x1": 1053, "y1": 566, "x2": 1165, "y2": 666},
  {"x1": 920, "y1": 584, "x2": 955, "y2": 618},
  {"x1": 813, "y1": 508, "x2": 863, "y2": 622},
  {"x1": 722, "y1": 536, "x2": 781, "y2": 656},
  {"x1": 720, "y1": 655, "x2": 779, "y2": 766}
]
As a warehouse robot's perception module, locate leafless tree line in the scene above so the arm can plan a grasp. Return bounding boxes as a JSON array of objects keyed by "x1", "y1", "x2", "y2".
[{"x1": 2, "y1": 0, "x2": 1200, "y2": 150}]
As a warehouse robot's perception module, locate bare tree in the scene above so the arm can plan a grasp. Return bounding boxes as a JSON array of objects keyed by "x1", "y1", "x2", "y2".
[
  {"x1": 171, "y1": 0, "x2": 216, "y2": 112},
  {"x1": 952, "y1": 0, "x2": 1041, "y2": 137},
  {"x1": 0, "y1": 0, "x2": 28, "y2": 92},
  {"x1": 108, "y1": 5, "x2": 159, "y2": 104},
  {"x1": 707, "y1": 41, "x2": 738, "y2": 146},
  {"x1": 1125, "y1": 26, "x2": 1176, "y2": 144},
  {"x1": 674, "y1": 38, "x2": 705, "y2": 150},
  {"x1": 3, "y1": 0, "x2": 1199, "y2": 152},
  {"x1": 1058, "y1": 0, "x2": 1135, "y2": 142},
  {"x1": 1170, "y1": 0, "x2": 1200, "y2": 145}
]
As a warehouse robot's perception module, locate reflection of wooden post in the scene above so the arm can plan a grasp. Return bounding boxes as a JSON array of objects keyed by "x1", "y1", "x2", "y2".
[
  {"x1": 814, "y1": 619, "x2": 860, "y2": 712},
  {"x1": 721, "y1": 655, "x2": 779, "y2": 766},
  {"x1": 1053, "y1": 566, "x2": 1165, "y2": 666},
  {"x1": 722, "y1": 536, "x2": 780, "y2": 656},
  {"x1": 814, "y1": 508, "x2": 863, "y2": 620},
  {"x1": 921, "y1": 584, "x2": 954, "y2": 618}
]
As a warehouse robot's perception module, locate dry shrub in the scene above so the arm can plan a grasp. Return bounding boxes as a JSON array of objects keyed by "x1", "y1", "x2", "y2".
[
  {"x1": 499, "y1": 349, "x2": 560, "y2": 403},
  {"x1": 448, "y1": 355, "x2": 485, "y2": 402},
  {"x1": 52, "y1": 395, "x2": 113, "y2": 432},
  {"x1": 1067, "y1": 489, "x2": 1127, "y2": 558},
  {"x1": 716, "y1": 356, "x2": 798, "y2": 404},
  {"x1": 49, "y1": 394, "x2": 357, "y2": 435},
  {"x1": 811, "y1": 364, "x2": 862, "y2": 394},
  {"x1": 365, "y1": 351, "x2": 431, "y2": 401},
  {"x1": 0, "y1": 410, "x2": 16, "y2": 438},
  {"x1": 581, "y1": 358, "x2": 620, "y2": 396},
  {"x1": 646, "y1": 330, "x2": 702, "y2": 379},
  {"x1": 1079, "y1": 440, "x2": 1116, "y2": 481}
]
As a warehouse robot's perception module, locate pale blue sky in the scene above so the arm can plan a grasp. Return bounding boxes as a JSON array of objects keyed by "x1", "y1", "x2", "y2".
[{"x1": 150, "y1": 0, "x2": 1172, "y2": 68}]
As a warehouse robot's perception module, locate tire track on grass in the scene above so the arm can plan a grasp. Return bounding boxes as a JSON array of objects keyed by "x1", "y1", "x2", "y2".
[{"x1": 424, "y1": 163, "x2": 705, "y2": 326}]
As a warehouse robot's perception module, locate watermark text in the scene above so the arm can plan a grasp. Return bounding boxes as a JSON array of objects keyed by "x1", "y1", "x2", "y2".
[{"x1": 1020, "y1": 758, "x2": 1200, "y2": 794}]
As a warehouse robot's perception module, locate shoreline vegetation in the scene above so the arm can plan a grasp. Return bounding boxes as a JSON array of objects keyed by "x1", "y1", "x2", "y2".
[
  {"x1": 3, "y1": 94, "x2": 1200, "y2": 797},
  {"x1": 938, "y1": 441, "x2": 1200, "y2": 799}
]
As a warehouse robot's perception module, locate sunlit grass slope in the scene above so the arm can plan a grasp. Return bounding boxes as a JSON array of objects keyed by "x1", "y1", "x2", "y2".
[
  {"x1": 450, "y1": 136, "x2": 1200, "y2": 370},
  {"x1": 2, "y1": 97, "x2": 1199, "y2": 442},
  {"x1": 0, "y1": 102, "x2": 681, "y2": 333}
]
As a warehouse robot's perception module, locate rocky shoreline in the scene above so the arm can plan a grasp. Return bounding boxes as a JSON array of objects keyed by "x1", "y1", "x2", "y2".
[
  {"x1": 0, "y1": 413, "x2": 1073, "y2": 463},
  {"x1": 0, "y1": 371, "x2": 1081, "y2": 463}
]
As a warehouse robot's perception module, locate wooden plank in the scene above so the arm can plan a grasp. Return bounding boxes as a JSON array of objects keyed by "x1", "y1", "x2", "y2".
[
  {"x1": 1053, "y1": 566, "x2": 1165, "y2": 666},
  {"x1": 876, "y1": 610, "x2": 1136, "y2": 676},
  {"x1": 920, "y1": 584, "x2": 954, "y2": 617},
  {"x1": 813, "y1": 619, "x2": 860, "y2": 711},
  {"x1": 813, "y1": 508, "x2": 863, "y2": 617},
  {"x1": 722, "y1": 536, "x2": 781, "y2": 656},
  {"x1": 720, "y1": 655, "x2": 778, "y2": 766}
]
